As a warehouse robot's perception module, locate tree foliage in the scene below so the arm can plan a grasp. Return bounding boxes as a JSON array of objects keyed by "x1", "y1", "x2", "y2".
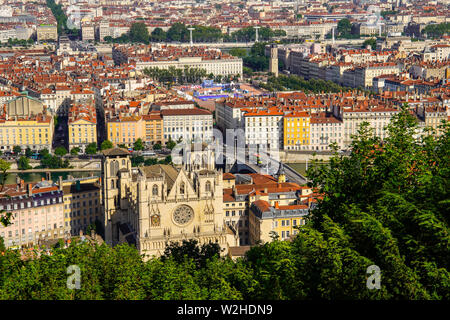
[
  {"x1": 0, "y1": 159, "x2": 11, "y2": 192},
  {"x1": 260, "y1": 74, "x2": 351, "y2": 93},
  {"x1": 17, "y1": 156, "x2": 32, "y2": 170},
  {"x1": 0, "y1": 108, "x2": 448, "y2": 300},
  {"x1": 143, "y1": 66, "x2": 208, "y2": 86},
  {"x1": 100, "y1": 140, "x2": 113, "y2": 151},
  {"x1": 54, "y1": 146, "x2": 67, "y2": 157},
  {"x1": 129, "y1": 22, "x2": 150, "y2": 44},
  {"x1": 337, "y1": 18, "x2": 352, "y2": 36},
  {"x1": 422, "y1": 23, "x2": 450, "y2": 38},
  {"x1": 70, "y1": 147, "x2": 80, "y2": 155},
  {"x1": 85, "y1": 143, "x2": 98, "y2": 155},
  {"x1": 133, "y1": 138, "x2": 145, "y2": 151},
  {"x1": 363, "y1": 38, "x2": 377, "y2": 50}
]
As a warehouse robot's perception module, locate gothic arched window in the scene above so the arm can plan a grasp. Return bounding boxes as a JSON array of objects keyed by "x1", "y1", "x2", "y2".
[
  {"x1": 111, "y1": 180, "x2": 114, "y2": 189},
  {"x1": 152, "y1": 184, "x2": 158, "y2": 196},
  {"x1": 180, "y1": 182, "x2": 185, "y2": 195},
  {"x1": 205, "y1": 181, "x2": 211, "y2": 193}
]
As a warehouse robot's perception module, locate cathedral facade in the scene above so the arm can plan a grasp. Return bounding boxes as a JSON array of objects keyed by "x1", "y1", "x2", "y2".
[{"x1": 101, "y1": 147, "x2": 237, "y2": 260}]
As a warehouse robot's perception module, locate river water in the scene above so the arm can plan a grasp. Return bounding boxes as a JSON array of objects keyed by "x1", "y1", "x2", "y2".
[{"x1": 0, "y1": 171, "x2": 101, "y2": 185}]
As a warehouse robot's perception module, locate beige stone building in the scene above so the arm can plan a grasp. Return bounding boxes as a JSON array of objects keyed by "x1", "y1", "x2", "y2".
[
  {"x1": 81, "y1": 24, "x2": 95, "y2": 42},
  {"x1": 101, "y1": 147, "x2": 237, "y2": 260},
  {"x1": 63, "y1": 178, "x2": 103, "y2": 237},
  {"x1": 36, "y1": 25, "x2": 58, "y2": 42}
]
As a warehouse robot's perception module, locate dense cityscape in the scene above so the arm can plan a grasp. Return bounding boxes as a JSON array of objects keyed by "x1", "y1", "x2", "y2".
[{"x1": 0, "y1": 0, "x2": 448, "y2": 303}]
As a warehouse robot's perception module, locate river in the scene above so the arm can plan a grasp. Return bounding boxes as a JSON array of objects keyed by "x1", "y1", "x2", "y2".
[{"x1": 0, "y1": 171, "x2": 101, "y2": 185}]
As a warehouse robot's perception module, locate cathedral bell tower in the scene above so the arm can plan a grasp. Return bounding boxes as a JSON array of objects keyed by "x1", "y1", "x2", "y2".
[{"x1": 101, "y1": 147, "x2": 132, "y2": 245}]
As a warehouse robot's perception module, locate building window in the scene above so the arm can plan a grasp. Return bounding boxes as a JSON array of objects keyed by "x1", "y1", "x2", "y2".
[
  {"x1": 180, "y1": 182, "x2": 185, "y2": 195},
  {"x1": 152, "y1": 184, "x2": 158, "y2": 196},
  {"x1": 205, "y1": 181, "x2": 211, "y2": 193}
]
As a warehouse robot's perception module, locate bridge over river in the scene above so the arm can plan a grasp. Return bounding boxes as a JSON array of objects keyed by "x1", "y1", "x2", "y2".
[{"x1": 222, "y1": 146, "x2": 308, "y2": 185}]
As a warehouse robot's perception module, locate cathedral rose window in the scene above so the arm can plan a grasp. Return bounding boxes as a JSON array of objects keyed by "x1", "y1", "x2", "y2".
[{"x1": 172, "y1": 205, "x2": 194, "y2": 225}]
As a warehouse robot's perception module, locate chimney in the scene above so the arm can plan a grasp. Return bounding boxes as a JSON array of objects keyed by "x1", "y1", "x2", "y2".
[
  {"x1": 20, "y1": 179, "x2": 24, "y2": 190},
  {"x1": 28, "y1": 183, "x2": 32, "y2": 197},
  {"x1": 274, "y1": 202, "x2": 279, "y2": 209},
  {"x1": 58, "y1": 176, "x2": 63, "y2": 191}
]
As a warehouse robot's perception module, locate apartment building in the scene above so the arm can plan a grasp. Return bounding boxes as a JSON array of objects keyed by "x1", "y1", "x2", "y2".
[
  {"x1": 223, "y1": 171, "x2": 307, "y2": 246},
  {"x1": 249, "y1": 201, "x2": 308, "y2": 243},
  {"x1": 416, "y1": 105, "x2": 448, "y2": 135},
  {"x1": 0, "y1": 113, "x2": 53, "y2": 152},
  {"x1": 161, "y1": 108, "x2": 213, "y2": 143},
  {"x1": 333, "y1": 105, "x2": 400, "y2": 148},
  {"x1": 107, "y1": 114, "x2": 146, "y2": 147},
  {"x1": 343, "y1": 63, "x2": 401, "y2": 89},
  {"x1": 215, "y1": 99, "x2": 246, "y2": 131},
  {"x1": 142, "y1": 112, "x2": 164, "y2": 146},
  {"x1": 113, "y1": 45, "x2": 243, "y2": 78},
  {"x1": 97, "y1": 21, "x2": 111, "y2": 41},
  {"x1": 36, "y1": 24, "x2": 58, "y2": 42},
  {"x1": 283, "y1": 111, "x2": 310, "y2": 151},
  {"x1": 424, "y1": 44, "x2": 450, "y2": 62},
  {"x1": 81, "y1": 24, "x2": 95, "y2": 42},
  {"x1": 68, "y1": 101, "x2": 97, "y2": 153},
  {"x1": 244, "y1": 108, "x2": 283, "y2": 151},
  {"x1": 62, "y1": 178, "x2": 102, "y2": 237},
  {"x1": 0, "y1": 179, "x2": 66, "y2": 249},
  {"x1": 309, "y1": 113, "x2": 343, "y2": 151}
]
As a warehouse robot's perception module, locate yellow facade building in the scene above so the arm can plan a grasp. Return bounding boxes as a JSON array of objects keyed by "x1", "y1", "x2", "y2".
[
  {"x1": 68, "y1": 102, "x2": 97, "y2": 153},
  {"x1": 249, "y1": 201, "x2": 308, "y2": 244},
  {"x1": 283, "y1": 111, "x2": 310, "y2": 151},
  {"x1": 107, "y1": 114, "x2": 146, "y2": 147},
  {"x1": 0, "y1": 94, "x2": 53, "y2": 152},
  {"x1": 0, "y1": 114, "x2": 53, "y2": 152},
  {"x1": 142, "y1": 112, "x2": 164, "y2": 146},
  {"x1": 62, "y1": 177, "x2": 103, "y2": 237}
]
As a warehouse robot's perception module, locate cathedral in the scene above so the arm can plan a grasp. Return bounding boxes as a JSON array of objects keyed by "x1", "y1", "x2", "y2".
[{"x1": 101, "y1": 146, "x2": 237, "y2": 260}]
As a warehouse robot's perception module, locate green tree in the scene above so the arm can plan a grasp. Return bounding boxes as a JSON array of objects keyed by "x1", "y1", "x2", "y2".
[
  {"x1": 303, "y1": 105, "x2": 449, "y2": 299},
  {"x1": 129, "y1": 22, "x2": 150, "y2": 44},
  {"x1": 133, "y1": 138, "x2": 145, "y2": 151},
  {"x1": 25, "y1": 147, "x2": 33, "y2": 158},
  {"x1": 0, "y1": 159, "x2": 11, "y2": 192},
  {"x1": 166, "y1": 23, "x2": 188, "y2": 42},
  {"x1": 0, "y1": 236, "x2": 5, "y2": 252},
  {"x1": 337, "y1": 18, "x2": 352, "y2": 36},
  {"x1": 85, "y1": 143, "x2": 98, "y2": 155},
  {"x1": 150, "y1": 27, "x2": 166, "y2": 42},
  {"x1": 144, "y1": 158, "x2": 158, "y2": 166},
  {"x1": 101, "y1": 140, "x2": 114, "y2": 150},
  {"x1": 166, "y1": 137, "x2": 176, "y2": 150},
  {"x1": 13, "y1": 146, "x2": 21, "y2": 155},
  {"x1": 54, "y1": 146, "x2": 67, "y2": 157},
  {"x1": 152, "y1": 143, "x2": 162, "y2": 150},
  {"x1": 363, "y1": 38, "x2": 377, "y2": 50},
  {"x1": 70, "y1": 147, "x2": 80, "y2": 155},
  {"x1": 131, "y1": 155, "x2": 144, "y2": 167},
  {"x1": 229, "y1": 48, "x2": 247, "y2": 58},
  {"x1": 161, "y1": 239, "x2": 221, "y2": 268},
  {"x1": 17, "y1": 156, "x2": 32, "y2": 170},
  {"x1": 39, "y1": 149, "x2": 49, "y2": 158},
  {"x1": 158, "y1": 155, "x2": 172, "y2": 165}
]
